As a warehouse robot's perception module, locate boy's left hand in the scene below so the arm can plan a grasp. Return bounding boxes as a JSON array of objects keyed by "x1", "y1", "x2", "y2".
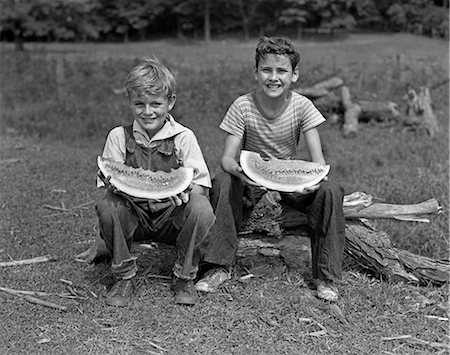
[
  {"x1": 293, "y1": 176, "x2": 328, "y2": 195},
  {"x1": 168, "y1": 183, "x2": 193, "y2": 206},
  {"x1": 169, "y1": 191, "x2": 190, "y2": 206}
]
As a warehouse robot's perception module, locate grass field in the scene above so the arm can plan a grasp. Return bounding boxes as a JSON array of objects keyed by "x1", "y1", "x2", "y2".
[{"x1": 0, "y1": 33, "x2": 449, "y2": 354}]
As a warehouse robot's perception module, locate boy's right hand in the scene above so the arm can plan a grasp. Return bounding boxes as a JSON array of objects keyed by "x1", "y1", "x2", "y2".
[
  {"x1": 97, "y1": 170, "x2": 120, "y2": 194},
  {"x1": 233, "y1": 164, "x2": 267, "y2": 190}
]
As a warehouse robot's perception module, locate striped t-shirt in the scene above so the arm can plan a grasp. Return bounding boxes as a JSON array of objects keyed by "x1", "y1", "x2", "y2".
[{"x1": 219, "y1": 91, "x2": 325, "y2": 159}]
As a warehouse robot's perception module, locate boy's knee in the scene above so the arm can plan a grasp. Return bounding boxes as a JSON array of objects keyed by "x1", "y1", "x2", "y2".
[
  {"x1": 212, "y1": 171, "x2": 233, "y2": 189},
  {"x1": 96, "y1": 192, "x2": 127, "y2": 221},
  {"x1": 319, "y1": 180, "x2": 345, "y2": 199}
]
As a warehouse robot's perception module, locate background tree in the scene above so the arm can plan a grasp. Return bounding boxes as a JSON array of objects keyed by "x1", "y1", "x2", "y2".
[
  {"x1": 278, "y1": 0, "x2": 309, "y2": 39},
  {"x1": 1, "y1": 0, "x2": 448, "y2": 50},
  {"x1": 0, "y1": 0, "x2": 35, "y2": 50}
]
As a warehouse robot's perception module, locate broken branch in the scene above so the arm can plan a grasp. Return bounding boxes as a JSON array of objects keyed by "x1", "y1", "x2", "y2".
[{"x1": 0, "y1": 255, "x2": 56, "y2": 267}]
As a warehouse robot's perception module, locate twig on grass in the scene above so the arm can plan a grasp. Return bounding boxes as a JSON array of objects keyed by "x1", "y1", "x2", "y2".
[
  {"x1": 71, "y1": 200, "x2": 95, "y2": 210},
  {"x1": 405, "y1": 337, "x2": 450, "y2": 350},
  {"x1": 59, "y1": 278, "x2": 92, "y2": 299},
  {"x1": 0, "y1": 286, "x2": 67, "y2": 311},
  {"x1": 0, "y1": 286, "x2": 50, "y2": 297},
  {"x1": 424, "y1": 315, "x2": 449, "y2": 321},
  {"x1": 0, "y1": 158, "x2": 21, "y2": 165},
  {"x1": 298, "y1": 317, "x2": 328, "y2": 336},
  {"x1": 381, "y1": 335, "x2": 412, "y2": 341},
  {"x1": 0, "y1": 255, "x2": 56, "y2": 267},
  {"x1": 43, "y1": 204, "x2": 79, "y2": 217}
]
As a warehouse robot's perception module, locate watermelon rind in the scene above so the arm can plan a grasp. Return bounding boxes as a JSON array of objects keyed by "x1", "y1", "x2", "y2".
[
  {"x1": 239, "y1": 150, "x2": 330, "y2": 192},
  {"x1": 97, "y1": 156, "x2": 194, "y2": 200}
]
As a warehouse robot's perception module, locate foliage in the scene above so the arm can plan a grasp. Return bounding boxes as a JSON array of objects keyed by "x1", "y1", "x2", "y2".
[{"x1": 0, "y1": 0, "x2": 448, "y2": 48}]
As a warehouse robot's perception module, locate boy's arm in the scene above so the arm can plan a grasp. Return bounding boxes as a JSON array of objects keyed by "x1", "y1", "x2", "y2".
[
  {"x1": 220, "y1": 134, "x2": 242, "y2": 175},
  {"x1": 221, "y1": 134, "x2": 265, "y2": 188},
  {"x1": 304, "y1": 128, "x2": 326, "y2": 165},
  {"x1": 296, "y1": 128, "x2": 327, "y2": 194}
]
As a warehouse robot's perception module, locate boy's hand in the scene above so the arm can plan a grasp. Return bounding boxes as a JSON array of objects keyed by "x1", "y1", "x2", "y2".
[
  {"x1": 234, "y1": 165, "x2": 267, "y2": 190},
  {"x1": 97, "y1": 170, "x2": 120, "y2": 194},
  {"x1": 166, "y1": 183, "x2": 193, "y2": 207},
  {"x1": 293, "y1": 176, "x2": 328, "y2": 195}
]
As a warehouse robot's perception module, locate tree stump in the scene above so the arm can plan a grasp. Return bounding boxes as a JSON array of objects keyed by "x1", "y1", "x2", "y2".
[
  {"x1": 403, "y1": 86, "x2": 439, "y2": 138},
  {"x1": 340, "y1": 86, "x2": 361, "y2": 138}
]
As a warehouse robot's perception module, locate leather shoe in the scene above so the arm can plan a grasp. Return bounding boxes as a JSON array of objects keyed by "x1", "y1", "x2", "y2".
[{"x1": 105, "y1": 279, "x2": 134, "y2": 307}]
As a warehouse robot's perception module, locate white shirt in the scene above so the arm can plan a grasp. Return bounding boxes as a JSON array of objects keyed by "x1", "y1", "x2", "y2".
[{"x1": 98, "y1": 115, "x2": 211, "y2": 188}]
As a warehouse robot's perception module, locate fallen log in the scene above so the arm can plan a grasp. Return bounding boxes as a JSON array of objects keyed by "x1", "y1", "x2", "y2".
[
  {"x1": 295, "y1": 76, "x2": 344, "y2": 99},
  {"x1": 358, "y1": 100, "x2": 400, "y2": 122},
  {"x1": 76, "y1": 192, "x2": 446, "y2": 286},
  {"x1": 240, "y1": 192, "x2": 447, "y2": 286},
  {"x1": 237, "y1": 218, "x2": 449, "y2": 286},
  {"x1": 343, "y1": 198, "x2": 442, "y2": 221}
]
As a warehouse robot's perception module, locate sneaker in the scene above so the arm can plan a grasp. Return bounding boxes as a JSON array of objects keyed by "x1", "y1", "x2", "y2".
[
  {"x1": 172, "y1": 278, "x2": 199, "y2": 305},
  {"x1": 105, "y1": 279, "x2": 134, "y2": 307},
  {"x1": 315, "y1": 279, "x2": 338, "y2": 302},
  {"x1": 195, "y1": 268, "x2": 230, "y2": 293}
]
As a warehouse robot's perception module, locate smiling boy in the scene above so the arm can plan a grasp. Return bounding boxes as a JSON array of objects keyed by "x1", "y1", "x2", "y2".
[
  {"x1": 209, "y1": 36, "x2": 346, "y2": 302},
  {"x1": 95, "y1": 57, "x2": 230, "y2": 307}
]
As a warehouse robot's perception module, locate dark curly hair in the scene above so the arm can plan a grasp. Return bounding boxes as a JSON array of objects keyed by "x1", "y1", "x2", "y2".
[{"x1": 255, "y1": 36, "x2": 300, "y2": 70}]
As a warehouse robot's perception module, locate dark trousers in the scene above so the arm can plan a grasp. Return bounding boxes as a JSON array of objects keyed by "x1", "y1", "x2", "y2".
[
  {"x1": 206, "y1": 172, "x2": 346, "y2": 282},
  {"x1": 96, "y1": 191, "x2": 216, "y2": 280}
]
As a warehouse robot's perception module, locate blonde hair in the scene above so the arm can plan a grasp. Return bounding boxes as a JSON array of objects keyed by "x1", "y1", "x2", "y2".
[{"x1": 125, "y1": 57, "x2": 176, "y2": 99}]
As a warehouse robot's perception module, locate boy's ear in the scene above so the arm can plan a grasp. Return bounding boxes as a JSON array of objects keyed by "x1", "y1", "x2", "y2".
[
  {"x1": 168, "y1": 94, "x2": 177, "y2": 110},
  {"x1": 292, "y1": 66, "x2": 300, "y2": 83},
  {"x1": 253, "y1": 65, "x2": 259, "y2": 80}
]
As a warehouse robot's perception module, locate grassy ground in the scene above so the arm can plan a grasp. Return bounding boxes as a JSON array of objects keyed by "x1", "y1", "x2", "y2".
[{"x1": 0, "y1": 33, "x2": 449, "y2": 354}]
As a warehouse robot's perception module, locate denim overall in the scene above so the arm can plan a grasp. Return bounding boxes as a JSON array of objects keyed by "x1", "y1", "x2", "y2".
[
  {"x1": 207, "y1": 172, "x2": 346, "y2": 283},
  {"x1": 96, "y1": 125, "x2": 216, "y2": 281}
]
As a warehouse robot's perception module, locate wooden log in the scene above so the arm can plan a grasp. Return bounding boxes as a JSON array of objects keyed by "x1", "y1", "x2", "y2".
[
  {"x1": 77, "y1": 191, "x2": 446, "y2": 286},
  {"x1": 343, "y1": 198, "x2": 442, "y2": 220},
  {"x1": 295, "y1": 76, "x2": 344, "y2": 99},
  {"x1": 238, "y1": 193, "x2": 446, "y2": 286},
  {"x1": 358, "y1": 100, "x2": 400, "y2": 121},
  {"x1": 340, "y1": 86, "x2": 361, "y2": 138},
  {"x1": 237, "y1": 219, "x2": 449, "y2": 286}
]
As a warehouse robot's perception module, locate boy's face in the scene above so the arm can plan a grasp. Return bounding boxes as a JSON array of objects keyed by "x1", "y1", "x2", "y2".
[
  {"x1": 254, "y1": 54, "x2": 299, "y2": 99},
  {"x1": 129, "y1": 91, "x2": 176, "y2": 136}
]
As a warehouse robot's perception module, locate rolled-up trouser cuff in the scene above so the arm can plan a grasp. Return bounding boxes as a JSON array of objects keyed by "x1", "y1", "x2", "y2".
[
  {"x1": 112, "y1": 257, "x2": 138, "y2": 280},
  {"x1": 173, "y1": 262, "x2": 198, "y2": 280}
]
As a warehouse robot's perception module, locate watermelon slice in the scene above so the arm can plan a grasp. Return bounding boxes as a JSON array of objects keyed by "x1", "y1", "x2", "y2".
[
  {"x1": 239, "y1": 150, "x2": 330, "y2": 192},
  {"x1": 97, "y1": 156, "x2": 194, "y2": 200}
]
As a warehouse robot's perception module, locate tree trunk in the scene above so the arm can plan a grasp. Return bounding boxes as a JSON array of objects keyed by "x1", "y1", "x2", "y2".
[
  {"x1": 13, "y1": 22, "x2": 25, "y2": 51},
  {"x1": 237, "y1": 0, "x2": 250, "y2": 40},
  {"x1": 204, "y1": 0, "x2": 211, "y2": 42}
]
